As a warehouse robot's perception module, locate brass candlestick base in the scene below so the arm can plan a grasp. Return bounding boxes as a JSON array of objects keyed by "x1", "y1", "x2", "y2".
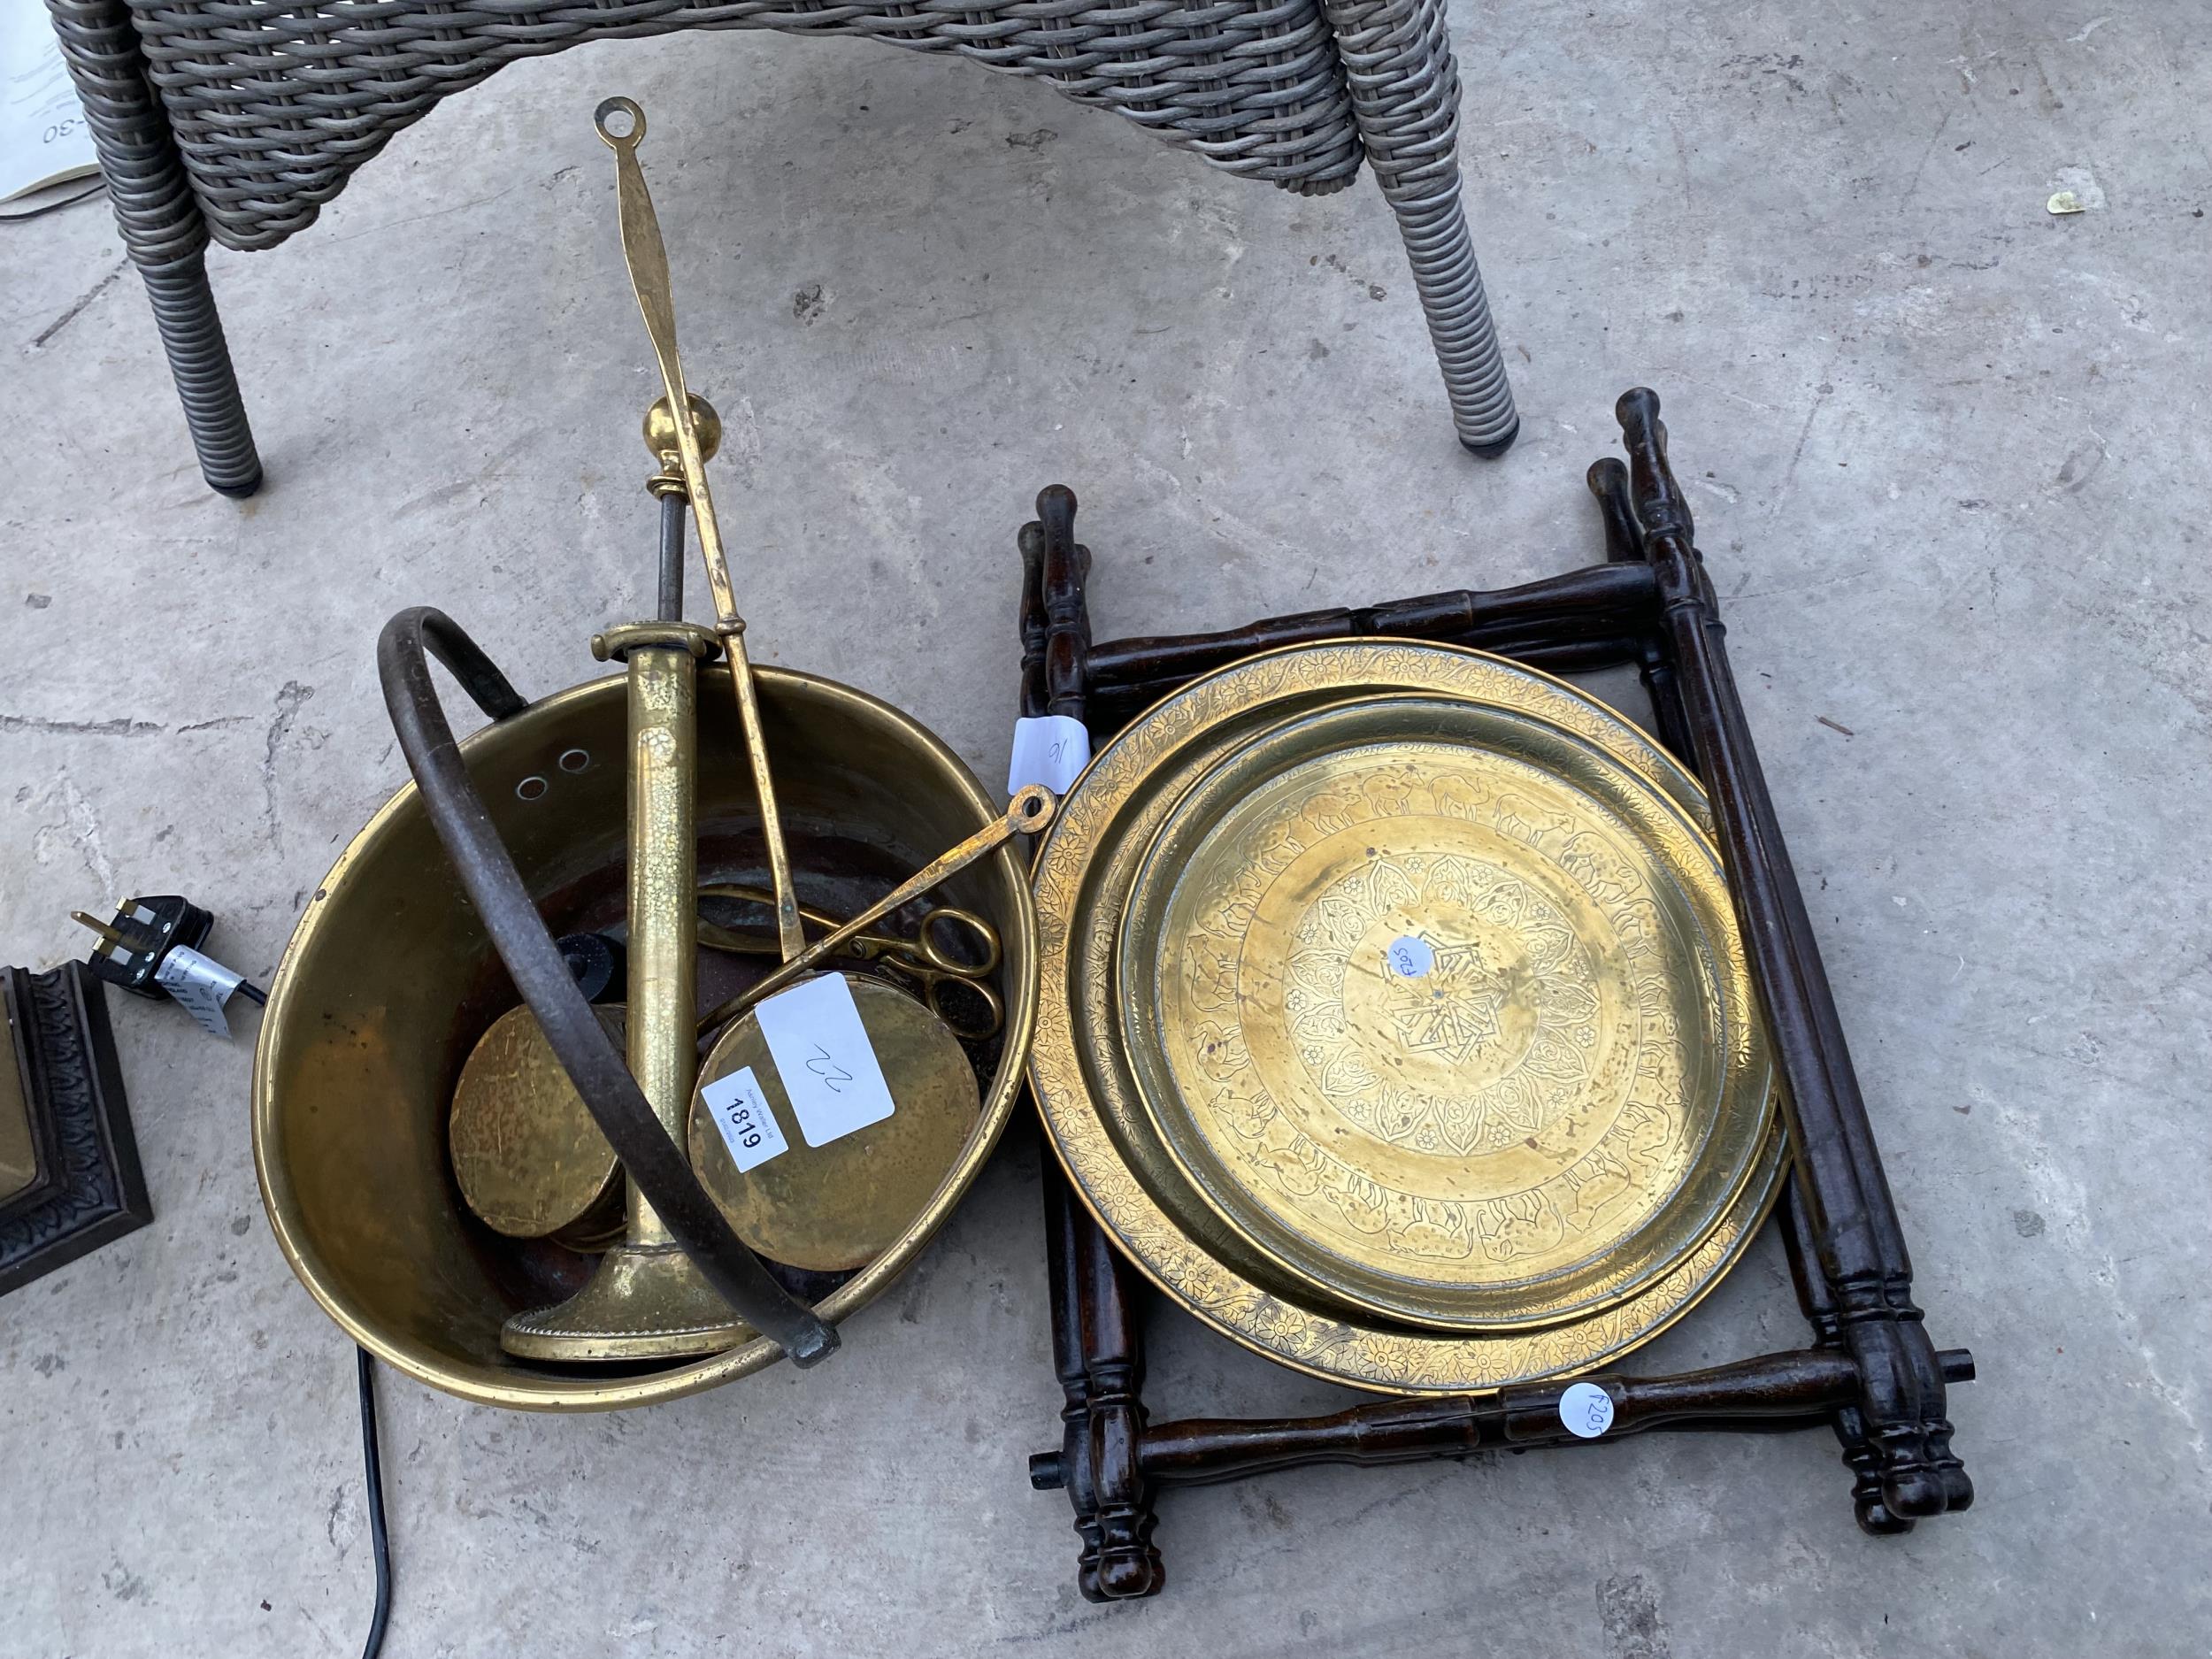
[{"x1": 500, "y1": 1241, "x2": 749, "y2": 1362}]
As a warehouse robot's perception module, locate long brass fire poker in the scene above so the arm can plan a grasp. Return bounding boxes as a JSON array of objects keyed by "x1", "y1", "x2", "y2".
[{"x1": 595, "y1": 95, "x2": 805, "y2": 968}]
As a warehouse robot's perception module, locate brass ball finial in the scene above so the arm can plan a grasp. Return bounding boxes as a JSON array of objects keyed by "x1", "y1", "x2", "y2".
[{"x1": 643, "y1": 393, "x2": 722, "y2": 465}]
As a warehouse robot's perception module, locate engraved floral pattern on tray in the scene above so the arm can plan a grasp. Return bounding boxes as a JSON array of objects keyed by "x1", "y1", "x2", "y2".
[{"x1": 1159, "y1": 745, "x2": 1715, "y2": 1282}]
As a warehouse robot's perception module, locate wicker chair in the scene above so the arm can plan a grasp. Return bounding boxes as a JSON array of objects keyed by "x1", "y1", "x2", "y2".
[{"x1": 48, "y1": 0, "x2": 1518, "y2": 497}]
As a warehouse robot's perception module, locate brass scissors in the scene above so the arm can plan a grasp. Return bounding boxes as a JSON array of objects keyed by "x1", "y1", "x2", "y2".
[{"x1": 695, "y1": 883, "x2": 1004, "y2": 1039}]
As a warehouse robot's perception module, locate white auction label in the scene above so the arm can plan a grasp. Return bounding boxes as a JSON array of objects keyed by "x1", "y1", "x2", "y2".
[
  {"x1": 752, "y1": 974, "x2": 897, "y2": 1148},
  {"x1": 699, "y1": 1065, "x2": 791, "y2": 1173},
  {"x1": 1008, "y1": 715, "x2": 1090, "y2": 795},
  {"x1": 154, "y1": 943, "x2": 242, "y2": 1039},
  {"x1": 1386, "y1": 934, "x2": 1435, "y2": 978},
  {"x1": 1557, "y1": 1380, "x2": 1616, "y2": 1439}
]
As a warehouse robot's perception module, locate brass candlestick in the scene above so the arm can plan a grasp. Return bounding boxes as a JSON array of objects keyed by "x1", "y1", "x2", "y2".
[{"x1": 501, "y1": 406, "x2": 754, "y2": 1360}]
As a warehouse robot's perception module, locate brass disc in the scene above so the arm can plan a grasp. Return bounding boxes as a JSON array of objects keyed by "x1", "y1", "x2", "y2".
[
  {"x1": 688, "y1": 973, "x2": 980, "y2": 1272},
  {"x1": 450, "y1": 1003, "x2": 626, "y2": 1244},
  {"x1": 1030, "y1": 640, "x2": 1786, "y2": 1395},
  {"x1": 1119, "y1": 695, "x2": 1772, "y2": 1332}
]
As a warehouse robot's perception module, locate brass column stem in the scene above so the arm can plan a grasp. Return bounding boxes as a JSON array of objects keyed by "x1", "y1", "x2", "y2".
[{"x1": 623, "y1": 643, "x2": 699, "y2": 1250}]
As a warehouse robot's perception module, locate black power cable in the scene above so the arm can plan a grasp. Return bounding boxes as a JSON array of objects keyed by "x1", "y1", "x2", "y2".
[{"x1": 355, "y1": 1348, "x2": 393, "y2": 1658}]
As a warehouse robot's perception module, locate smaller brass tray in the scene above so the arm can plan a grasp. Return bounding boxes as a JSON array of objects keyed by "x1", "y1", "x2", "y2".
[
  {"x1": 449, "y1": 1003, "x2": 627, "y2": 1248},
  {"x1": 1118, "y1": 695, "x2": 1772, "y2": 1332}
]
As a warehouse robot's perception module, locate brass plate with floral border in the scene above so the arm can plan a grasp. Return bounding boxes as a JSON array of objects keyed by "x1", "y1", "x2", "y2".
[
  {"x1": 1118, "y1": 695, "x2": 1773, "y2": 1332},
  {"x1": 1030, "y1": 641, "x2": 1786, "y2": 1394}
]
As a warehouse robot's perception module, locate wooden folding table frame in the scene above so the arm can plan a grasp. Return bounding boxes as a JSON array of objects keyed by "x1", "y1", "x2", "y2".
[{"x1": 1011, "y1": 388, "x2": 1975, "y2": 1601}]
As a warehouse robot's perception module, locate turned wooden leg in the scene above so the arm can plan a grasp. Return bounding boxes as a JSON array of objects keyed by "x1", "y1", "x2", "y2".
[
  {"x1": 1779, "y1": 1175, "x2": 1917, "y2": 1533},
  {"x1": 1029, "y1": 1164, "x2": 1166, "y2": 1599},
  {"x1": 1071, "y1": 1193, "x2": 1164, "y2": 1599},
  {"x1": 1620, "y1": 388, "x2": 1970, "y2": 1525},
  {"x1": 1018, "y1": 497, "x2": 1163, "y2": 1598},
  {"x1": 1587, "y1": 457, "x2": 1695, "y2": 765},
  {"x1": 1040, "y1": 1162, "x2": 1110, "y2": 1593}
]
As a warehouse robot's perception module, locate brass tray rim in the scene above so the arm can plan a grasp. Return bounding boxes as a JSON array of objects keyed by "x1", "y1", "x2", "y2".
[{"x1": 1031, "y1": 639, "x2": 1787, "y2": 1394}]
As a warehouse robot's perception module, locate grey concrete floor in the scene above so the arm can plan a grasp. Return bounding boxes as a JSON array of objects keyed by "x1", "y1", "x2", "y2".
[{"x1": 4, "y1": 2, "x2": 2208, "y2": 1654}]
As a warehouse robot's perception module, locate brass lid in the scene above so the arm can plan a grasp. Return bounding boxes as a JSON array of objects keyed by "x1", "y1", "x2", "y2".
[
  {"x1": 688, "y1": 973, "x2": 981, "y2": 1272},
  {"x1": 449, "y1": 1003, "x2": 626, "y2": 1244}
]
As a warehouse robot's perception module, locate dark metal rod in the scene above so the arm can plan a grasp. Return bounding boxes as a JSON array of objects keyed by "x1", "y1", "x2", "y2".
[{"x1": 657, "y1": 489, "x2": 687, "y2": 621}]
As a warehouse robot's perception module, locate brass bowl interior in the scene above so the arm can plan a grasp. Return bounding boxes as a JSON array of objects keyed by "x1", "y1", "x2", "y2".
[{"x1": 253, "y1": 664, "x2": 1035, "y2": 1411}]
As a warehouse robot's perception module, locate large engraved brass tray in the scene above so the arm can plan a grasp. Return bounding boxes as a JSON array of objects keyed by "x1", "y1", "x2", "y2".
[{"x1": 1030, "y1": 641, "x2": 1786, "y2": 1394}]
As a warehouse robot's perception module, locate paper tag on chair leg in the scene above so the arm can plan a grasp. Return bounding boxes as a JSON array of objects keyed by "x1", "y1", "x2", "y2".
[
  {"x1": 1008, "y1": 715, "x2": 1089, "y2": 795},
  {"x1": 753, "y1": 974, "x2": 896, "y2": 1148}
]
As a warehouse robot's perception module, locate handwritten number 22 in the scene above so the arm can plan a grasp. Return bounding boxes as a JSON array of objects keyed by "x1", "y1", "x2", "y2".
[{"x1": 805, "y1": 1043, "x2": 853, "y2": 1094}]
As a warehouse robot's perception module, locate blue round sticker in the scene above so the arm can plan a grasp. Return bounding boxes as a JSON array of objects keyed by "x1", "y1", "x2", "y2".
[{"x1": 1386, "y1": 934, "x2": 1435, "y2": 978}]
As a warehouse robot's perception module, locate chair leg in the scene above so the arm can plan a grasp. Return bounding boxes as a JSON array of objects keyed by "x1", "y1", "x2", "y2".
[
  {"x1": 1325, "y1": 0, "x2": 1517, "y2": 455},
  {"x1": 137, "y1": 253, "x2": 262, "y2": 497}
]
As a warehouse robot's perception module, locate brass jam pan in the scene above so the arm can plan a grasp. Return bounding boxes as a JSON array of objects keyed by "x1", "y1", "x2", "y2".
[
  {"x1": 1030, "y1": 640, "x2": 1787, "y2": 1394},
  {"x1": 687, "y1": 975, "x2": 981, "y2": 1273},
  {"x1": 1118, "y1": 695, "x2": 1774, "y2": 1333},
  {"x1": 255, "y1": 664, "x2": 1038, "y2": 1411}
]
